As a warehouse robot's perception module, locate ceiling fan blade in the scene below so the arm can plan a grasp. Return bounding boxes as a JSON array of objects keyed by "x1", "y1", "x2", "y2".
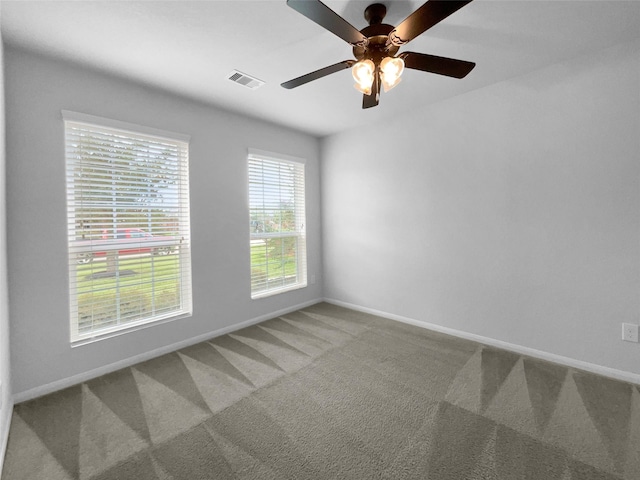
[
  {"x1": 401, "y1": 52, "x2": 475, "y2": 79},
  {"x1": 281, "y1": 60, "x2": 354, "y2": 89},
  {"x1": 388, "y1": 0, "x2": 473, "y2": 47},
  {"x1": 286, "y1": 0, "x2": 368, "y2": 47},
  {"x1": 362, "y1": 74, "x2": 379, "y2": 109}
]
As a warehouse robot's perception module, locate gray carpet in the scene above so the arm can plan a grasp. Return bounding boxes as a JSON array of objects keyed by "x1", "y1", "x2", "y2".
[{"x1": 2, "y1": 303, "x2": 639, "y2": 479}]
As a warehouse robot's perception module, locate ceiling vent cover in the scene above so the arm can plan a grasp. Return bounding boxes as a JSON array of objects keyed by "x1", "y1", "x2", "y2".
[{"x1": 228, "y1": 70, "x2": 265, "y2": 89}]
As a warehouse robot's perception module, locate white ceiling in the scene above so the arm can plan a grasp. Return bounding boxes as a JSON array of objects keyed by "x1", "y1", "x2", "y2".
[{"x1": 2, "y1": 0, "x2": 640, "y2": 137}]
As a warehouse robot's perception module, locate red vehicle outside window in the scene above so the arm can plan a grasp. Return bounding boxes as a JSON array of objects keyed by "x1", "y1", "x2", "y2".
[{"x1": 76, "y1": 228, "x2": 174, "y2": 263}]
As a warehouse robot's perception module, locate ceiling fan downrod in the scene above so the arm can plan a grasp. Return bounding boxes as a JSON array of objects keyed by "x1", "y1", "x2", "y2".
[{"x1": 364, "y1": 3, "x2": 387, "y2": 26}]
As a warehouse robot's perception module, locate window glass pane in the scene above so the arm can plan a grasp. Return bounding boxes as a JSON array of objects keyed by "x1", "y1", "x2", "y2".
[
  {"x1": 248, "y1": 153, "x2": 306, "y2": 298},
  {"x1": 65, "y1": 114, "x2": 192, "y2": 342}
]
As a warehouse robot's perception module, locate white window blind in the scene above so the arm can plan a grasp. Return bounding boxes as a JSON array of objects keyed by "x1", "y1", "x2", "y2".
[
  {"x1": 248, "y1": 150, "x2": 307, "y2": 298},
  {"x1": 64, "y1": 112, "x2": 192, "y2": 343}
]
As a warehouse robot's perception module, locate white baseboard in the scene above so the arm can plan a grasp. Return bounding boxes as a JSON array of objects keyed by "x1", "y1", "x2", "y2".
[
  {"x1": 0, "y1": 397, "x2": 14, "y2": 477},
  {"x1": 13, "y1": 298, "x2": 323, "y2": 403},
  {"x1": 324, "y1": 298, "x2": 640, "y2": 386}
]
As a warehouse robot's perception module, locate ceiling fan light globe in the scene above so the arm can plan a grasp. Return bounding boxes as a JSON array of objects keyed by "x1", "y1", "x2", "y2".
[
  {"x1": 381, "y1": 75, "x2": 402, "y2": 93},
  {"x1": 380, "y1": 56, "x2": 405, "y2": 80},
  {"x1": 351, "y1": 59, "x2": 375, "y2": 91},
  {"x1": 353, "y1": 83, "x2": 372, "y2": 95}
]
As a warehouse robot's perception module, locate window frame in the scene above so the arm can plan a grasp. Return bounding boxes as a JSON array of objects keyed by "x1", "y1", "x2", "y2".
[
  {"x1": 247, "y1": 148, "x2": 307, "y2": 299},
  {"x1": 63, "y1": 111, "x2": 193, "y2": 344}
]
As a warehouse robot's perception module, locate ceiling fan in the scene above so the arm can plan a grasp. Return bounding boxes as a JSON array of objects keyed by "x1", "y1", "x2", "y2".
[{"x1": 281, "y1": 0, "x2": 476, "y2": 109}]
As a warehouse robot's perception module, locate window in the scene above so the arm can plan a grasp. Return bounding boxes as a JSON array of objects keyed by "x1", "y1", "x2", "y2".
[
  {"x1": 248, "y1": 150, "x2": 307, "y2": 298},
  {"x1": 64, "y1": 111, "x2": 192, "y2": 343}
]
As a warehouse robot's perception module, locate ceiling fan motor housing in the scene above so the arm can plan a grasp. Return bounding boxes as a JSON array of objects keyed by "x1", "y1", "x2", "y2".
[
  {"x1": 354, "y1": 24, "x2": 400, "y2": 63},
  {"x1": 355, "y1": 3, "x2": 400, "y2": 64}
]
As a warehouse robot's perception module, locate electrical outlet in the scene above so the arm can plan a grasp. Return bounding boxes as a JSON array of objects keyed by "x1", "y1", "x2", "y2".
[{"x1": 622, "y1": 323, "x2": 639, "y2": 342}]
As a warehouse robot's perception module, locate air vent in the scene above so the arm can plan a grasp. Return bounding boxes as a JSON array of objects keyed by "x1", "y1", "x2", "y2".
[{"x1": 227, "y1": 70, "x2": 265, "y2": 90}]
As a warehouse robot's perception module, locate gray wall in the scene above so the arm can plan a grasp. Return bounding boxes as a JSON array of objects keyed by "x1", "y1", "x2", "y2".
[
  {"x1": 322, "y1": 39, "x2": 640, "y2": 377},
  {"x1": 0, "y1": 3, "x2": 14, "y2": 465},
  {"x1": 5, "y1": 46, "x2": 323, "y2": 397}
]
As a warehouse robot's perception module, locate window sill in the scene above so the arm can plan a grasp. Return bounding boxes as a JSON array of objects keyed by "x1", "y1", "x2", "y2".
[
  {"x1": 251, "y1": 282, "x2": 307, "y2": 300},
  {"x1": 71, "y1": 310, "x2": 192, "y2": 347}
]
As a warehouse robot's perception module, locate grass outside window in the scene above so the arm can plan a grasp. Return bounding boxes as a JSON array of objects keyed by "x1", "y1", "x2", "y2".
[{"x1": 74, "y1": 253, "x2": 182, "y2": 335}]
